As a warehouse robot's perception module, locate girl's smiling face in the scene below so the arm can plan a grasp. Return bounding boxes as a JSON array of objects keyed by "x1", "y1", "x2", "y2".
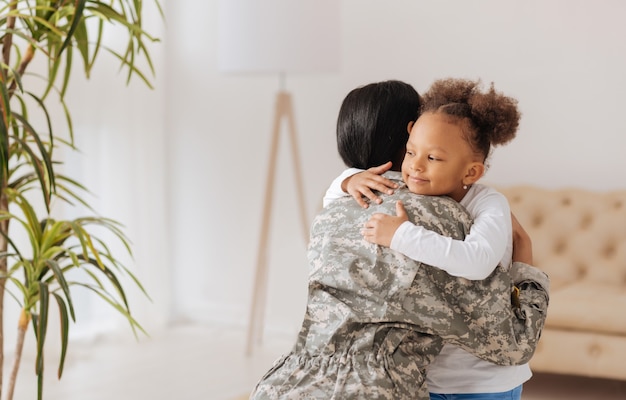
[{"x1": 402, "y1": 112, "x2": 484, "y2": 202}]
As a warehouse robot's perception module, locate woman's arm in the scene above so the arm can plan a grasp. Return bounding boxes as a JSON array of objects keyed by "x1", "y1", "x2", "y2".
[{"x1": 511, "y1": 212, "x2": 533, "y2": 264}]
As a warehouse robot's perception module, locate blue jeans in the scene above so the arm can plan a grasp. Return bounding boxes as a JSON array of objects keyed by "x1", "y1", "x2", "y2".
[{"x1": 430, "y1": 385, "x2": 523, "y2": 400}]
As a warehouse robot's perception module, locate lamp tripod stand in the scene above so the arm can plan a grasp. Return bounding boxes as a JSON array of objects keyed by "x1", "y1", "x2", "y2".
[{"x1": 245, "y1": 90, "x2": 309, "y2": 355}]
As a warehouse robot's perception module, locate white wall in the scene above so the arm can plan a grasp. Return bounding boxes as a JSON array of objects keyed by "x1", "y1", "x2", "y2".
[{"x1": 49, "y1": 0, "x2": 626, "y2": 344}]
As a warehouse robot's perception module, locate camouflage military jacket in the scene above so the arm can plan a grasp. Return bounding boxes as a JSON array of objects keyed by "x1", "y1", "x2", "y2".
[{"x1": 251, "y1": 172, "x2": 549, "y2": 400}]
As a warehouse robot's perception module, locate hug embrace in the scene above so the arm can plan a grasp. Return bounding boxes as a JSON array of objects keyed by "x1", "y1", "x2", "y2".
[{"x1": 250, "y1": 78, "x2": 550, "y2": 400}]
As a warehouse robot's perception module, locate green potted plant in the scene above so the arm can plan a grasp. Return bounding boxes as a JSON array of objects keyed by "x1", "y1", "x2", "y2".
[{"x1": 0, "y1": 1, "x2": 161, "y2": 399}]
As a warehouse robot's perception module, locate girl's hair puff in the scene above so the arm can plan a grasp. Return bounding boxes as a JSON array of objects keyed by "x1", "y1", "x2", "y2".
[{"x1": 421, "y1": 78, "x2": 520, "y2": 162}]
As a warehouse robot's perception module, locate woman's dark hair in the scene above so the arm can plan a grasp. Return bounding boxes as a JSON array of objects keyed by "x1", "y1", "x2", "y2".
[
  {"x1": 336, "y1": 80, "x2": 420, "y2": 170},
  {"x1": 421, "y1": 78, "x2": 520, "y2": 162}
]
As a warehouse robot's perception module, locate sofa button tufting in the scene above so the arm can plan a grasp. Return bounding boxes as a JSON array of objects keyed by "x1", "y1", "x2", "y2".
[
  {"x1": 603, "y1": 243, "x2": 616, "y2": 259},
  {"x1": 576, "y1": 264, "x2": 588, "y2": 279},
  {"x1": 589, "y1": 344, "x2": 602, "y2": 357},
  {"x1": 553, "y1": 240, "x2": 566, "y2": 255},
  {"x1": 579, "y1": 214, "x2": 592, "y2": 229}
]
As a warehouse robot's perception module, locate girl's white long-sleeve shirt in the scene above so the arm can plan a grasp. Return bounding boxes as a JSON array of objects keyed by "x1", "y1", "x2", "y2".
[
  {"x1": 391, "y1": 183, "x2": 512, "y2": 280},
  {"x1": 323, "y1": 169, "x2": 531, "y2": 394}
]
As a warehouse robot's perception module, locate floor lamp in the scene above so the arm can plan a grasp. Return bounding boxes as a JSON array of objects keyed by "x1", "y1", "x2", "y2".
[{"x1": 218, "y1": 0, "x2": 340, "y2": 355}]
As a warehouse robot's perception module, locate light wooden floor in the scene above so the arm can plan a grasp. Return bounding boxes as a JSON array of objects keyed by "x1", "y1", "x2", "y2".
[{"x1": 12, "y1": 324, "x2": 626, "y2": 399}]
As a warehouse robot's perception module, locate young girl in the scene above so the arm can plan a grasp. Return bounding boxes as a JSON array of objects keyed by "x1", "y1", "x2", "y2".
[{"x1": 324, "y1": 78, "x2": 531, "y2": 399}]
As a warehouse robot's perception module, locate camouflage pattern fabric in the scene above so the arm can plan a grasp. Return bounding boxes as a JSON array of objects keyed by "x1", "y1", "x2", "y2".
[{"x1": 251, "y1": 172, "x2": 549, "y2": 400}]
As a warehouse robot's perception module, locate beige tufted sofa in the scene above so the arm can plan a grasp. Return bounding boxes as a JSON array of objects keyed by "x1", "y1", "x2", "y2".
[{"x1": 497, "y1": 185, "x2": 626, "y2": 381}]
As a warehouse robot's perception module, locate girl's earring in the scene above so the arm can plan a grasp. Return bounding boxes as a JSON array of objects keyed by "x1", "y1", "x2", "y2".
[{"x1": 463, "y1": 184, "x2": 468, "y2": 190}]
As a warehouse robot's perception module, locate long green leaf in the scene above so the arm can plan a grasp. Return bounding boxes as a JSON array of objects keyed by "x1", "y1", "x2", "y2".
[
  {"x1": 51, "y1": 292, "x2": 70, "y2": 379},
  {"x1": 25, "y1": 91, "x2": 55, "y2": 153},
  {"x1": 6, "y1": 136, "x2": 50, "y2": 205},
  {"x1": 3, "y1": 188, "x2": 43, "y2": 249},
  {"x1": 72, "y1": 282, "x2": 147, "y2": 338},
  {"x1": 59, "y1": 39, "x2": 73, "y2": 97},
  {"x1": 60, "y1": 0, "x2": 87, "y2": 54},
  {"x1": 45, "y1": 259, "x2": 75, "y2": 320},
  {"x1": 0, "y1": 213, "x2": 26, "y2": 260},
  {"x1": 36, "y1": 282, "x2": 49, "y2": 376},
  {"x1": 8, "y1": 12, "x2": 67, "y2": 40},
  {"x1": 76, "y1": 256, "x2": 129, "y2": 309},
  {"x1": 71, "y1": 14, "x2": 89, "y2": 80},
  {"x1": 0, "y1": 67, "x2": 11, "y2": 180},
  {"x1": 12, "y1": 111, "x2": 56, "y2": 194}
]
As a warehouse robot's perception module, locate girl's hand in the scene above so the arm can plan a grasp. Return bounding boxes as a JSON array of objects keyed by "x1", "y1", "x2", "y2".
[
  {"x1": 362, "y1": 201, "x2": 409, "y2": 246},
  {"x1": 342, "y1": 162, "x2": 399, "y2": 208}
]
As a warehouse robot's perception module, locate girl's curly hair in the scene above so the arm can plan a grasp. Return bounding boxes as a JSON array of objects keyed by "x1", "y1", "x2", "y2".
[{"x1": 420, "y1": 78, "x2": 520, "y2": 162}]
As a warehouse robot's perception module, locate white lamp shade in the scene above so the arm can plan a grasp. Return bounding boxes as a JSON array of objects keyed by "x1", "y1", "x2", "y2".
[{"x1": 218, "y1": 0, "x2": 341, "y2": 74}]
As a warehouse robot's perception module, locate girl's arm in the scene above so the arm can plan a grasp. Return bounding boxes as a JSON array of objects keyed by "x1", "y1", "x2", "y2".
[
  {"x1": 330, "y1": 169, "x2": 512, "y2": 280},
  {"x1": 389, "y1": 189, "x2": 511, "y2": 280},
  {"x1": 363, "y1": 188, "x2": 511, "y2": 280}
]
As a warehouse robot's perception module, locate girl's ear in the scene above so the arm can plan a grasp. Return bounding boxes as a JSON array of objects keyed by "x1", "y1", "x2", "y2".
[
  {"x1": 463, "y1": 162, "x2": 485, "y2": 186},
  {"x1": 407, "y1": 120, "x2": 415, "y2": 134}
]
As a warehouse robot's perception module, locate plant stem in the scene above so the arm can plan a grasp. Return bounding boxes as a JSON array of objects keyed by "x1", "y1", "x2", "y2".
[
  {"x1": 4, "y1": 309, "x2": 30, "y2": 400},
  {"x1": 1, "y1": 1, "x2": 16, "y2": 66},
  {"x1": 0, "y1": 192, "x2": 9, "y2": 399},
  {"x1": 8, "y1": 44, "x2": 35, "y2": 97}
]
